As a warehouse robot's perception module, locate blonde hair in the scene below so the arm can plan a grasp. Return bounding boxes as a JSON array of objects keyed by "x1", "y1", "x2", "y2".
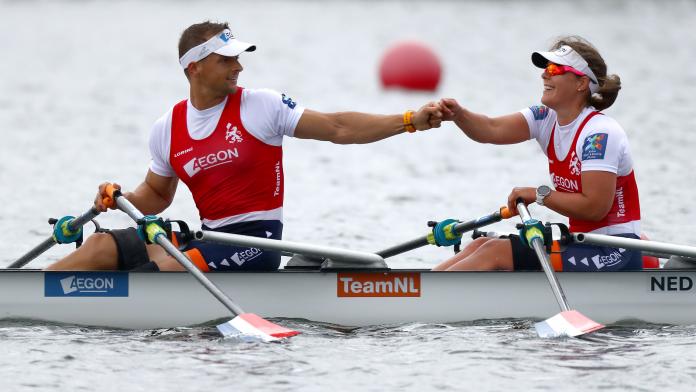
[{"x1": 551, "y1": 36, "x2": 621, "y2": 111}]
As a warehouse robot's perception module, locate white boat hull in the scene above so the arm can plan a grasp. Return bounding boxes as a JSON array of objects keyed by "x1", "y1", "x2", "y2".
[{"x1": 1, "y1": 269, "x2": 695, "y2": 329}]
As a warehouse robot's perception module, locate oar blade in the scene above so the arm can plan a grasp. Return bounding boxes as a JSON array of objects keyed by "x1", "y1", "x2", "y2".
[
  {"x1": 217, "y1": 313, "x2": 300, "y2": 342},
  {"x1": 534, "y1": 310, "x2": 604, "y2": 338}
]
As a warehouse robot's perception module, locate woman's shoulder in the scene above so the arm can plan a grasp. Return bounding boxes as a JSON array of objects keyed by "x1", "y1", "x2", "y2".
[
  {"x1": 587, "y1": 110, "x2": 626, "y2": 136},
  {"x1": 526, "y1": 105, "x2": 557, "y2": 121}
]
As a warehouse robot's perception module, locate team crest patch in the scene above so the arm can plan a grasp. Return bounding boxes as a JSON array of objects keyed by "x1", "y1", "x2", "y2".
[
  {"x1": 225, "y1": 123, "x2": 243, "y2": 144},
  {"x1": 529, "y1": 105, "x2": 549, "y2": 120},
  {"x1": 582, "y1": 133, "x2": 608, "y2": 160}
]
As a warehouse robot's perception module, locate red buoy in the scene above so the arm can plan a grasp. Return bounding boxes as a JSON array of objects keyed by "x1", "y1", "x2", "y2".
[
  {"x1": 640, "y1": 233, "x2": 660, "y2": 269},
  {"x1": 379, "y1": 41, "x2": 442, "y2": 91}
]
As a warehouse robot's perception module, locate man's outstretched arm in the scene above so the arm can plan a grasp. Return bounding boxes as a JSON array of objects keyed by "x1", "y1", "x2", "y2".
[{"x1": 293, "y1": 103, "x2": 443, "y2": 144}]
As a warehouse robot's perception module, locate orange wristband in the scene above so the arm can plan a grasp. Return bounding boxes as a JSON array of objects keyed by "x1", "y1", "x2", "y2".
[{"x1": 403, "y1": 110, "x2": 416, "y2": 133}]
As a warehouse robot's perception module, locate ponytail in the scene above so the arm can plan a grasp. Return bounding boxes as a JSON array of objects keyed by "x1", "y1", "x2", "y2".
[{"x1": 551, "y1": 36, "x2": 620, "y2": 110}]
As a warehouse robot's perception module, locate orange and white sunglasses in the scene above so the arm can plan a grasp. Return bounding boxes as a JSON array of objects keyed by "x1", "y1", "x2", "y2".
[{"x1": 544, "y1": 62, "x2": 588, "y2": 78}]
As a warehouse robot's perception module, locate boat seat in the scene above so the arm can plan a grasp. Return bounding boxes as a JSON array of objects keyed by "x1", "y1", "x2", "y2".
[
  {"x1": 284, "y1": 254, "x2": 324, "y2": 270},
  {"x1": 284, "y1": 253, "x2": 390, "y2": 271},
  {"x1": 663, "y1": 255, "x2": 696, "y2": 269}
]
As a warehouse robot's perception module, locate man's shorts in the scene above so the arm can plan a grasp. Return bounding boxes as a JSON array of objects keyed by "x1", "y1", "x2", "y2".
[
  {"x1": 110, "y1": 220, "x2": 283, "y2": 272},
  {"x1": 509, "y1": 233, "x2": 643, "y2": 272},
  {"x1": 178, "y1": 220, "x2": 283, "y2": 272}
]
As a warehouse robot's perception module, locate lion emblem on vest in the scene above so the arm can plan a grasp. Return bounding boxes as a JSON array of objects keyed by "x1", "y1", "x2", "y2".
[
  {"x1": 225, "y1": 123, "x2": 243, "y2": 144},
  {"x1": 569, "y1": 151, "x2": 581, "y2": 175}
]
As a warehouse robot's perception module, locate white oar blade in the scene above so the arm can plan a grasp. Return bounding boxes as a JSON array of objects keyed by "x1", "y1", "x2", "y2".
[
  {"x1": 217, "y1": 313, "x2": 299, "y2": 342},
  {"x1": 534, "y1": 310, "x2": 604, "y2": 338}
]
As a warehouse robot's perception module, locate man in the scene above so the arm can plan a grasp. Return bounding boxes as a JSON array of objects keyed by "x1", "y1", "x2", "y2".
[{"x1": 46, "y1": 21, "x2": 442, "y2": 272}]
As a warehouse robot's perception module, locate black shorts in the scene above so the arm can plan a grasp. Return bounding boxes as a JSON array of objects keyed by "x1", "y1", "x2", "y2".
[{"x1": 509, "y1": 233, "x2": 643, "y2": 272}]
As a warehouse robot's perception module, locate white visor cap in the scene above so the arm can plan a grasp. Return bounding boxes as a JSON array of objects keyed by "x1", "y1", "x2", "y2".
[
  {"x1": 179, "y1": 29, "x2": 256, "y2": 69},
  {"x1": 532, "y1": 45, "x2": 599, "y2": 94}
]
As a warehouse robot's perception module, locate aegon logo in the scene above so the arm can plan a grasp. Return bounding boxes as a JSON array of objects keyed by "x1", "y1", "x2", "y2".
[
  {"x1": 212, "y1": 248, "x2": 262, "y2": 270},
  {"x1": 337, "y1": 272, "x2": 421, "y2": 297},
  {"x1": 551, "y1": 172, "x2": 579, "y2": 192},
  {"x1": 45, "y1": 272, "x2": 129, "y2": 297},
  {"x1": 183, "y1": 148, "x2": 239, "y2": 178},
  {"x1": 61, "y1": 275, "x2": 113, "y2": 294}
]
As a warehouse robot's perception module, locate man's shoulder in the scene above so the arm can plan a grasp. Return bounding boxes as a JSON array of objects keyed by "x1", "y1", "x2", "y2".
[
  {"x1": 242, "y1": 87, "x2": 280, "y2": 101},
  {"x1": 152, "y1": 106, "x2": 175, "y2": 132},
  {"x1": 242, "y1": 88, "x2": 299, "y2": 111}
]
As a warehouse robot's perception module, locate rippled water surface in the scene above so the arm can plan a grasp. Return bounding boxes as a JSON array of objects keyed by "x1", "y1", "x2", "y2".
[
  {"x1": 4, "y1": 320, "x2": 696, "y2": 391},
  {"x1": 1, "y1": 0, "x2": 696, "y2": 390}
]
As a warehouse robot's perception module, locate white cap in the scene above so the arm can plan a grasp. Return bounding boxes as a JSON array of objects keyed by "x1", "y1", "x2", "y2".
[
  {"x1": 532, "y1": 45, "x2": 599, "y2": 94},
  {"x1": 179, "y1": 29, "x2": 256, "y2": 69}
]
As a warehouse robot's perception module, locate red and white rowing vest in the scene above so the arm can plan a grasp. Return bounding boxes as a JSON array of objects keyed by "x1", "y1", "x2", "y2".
[
  {"x1": 169, "y1": 88, "x2": 283, "y2": 221},
  {"x1": 547, "y1": 111, "x2": 640, "y2": 232}
]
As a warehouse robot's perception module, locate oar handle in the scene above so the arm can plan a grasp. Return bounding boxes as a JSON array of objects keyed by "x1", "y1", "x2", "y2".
[
  {"x1": 516, "y1": 200, "x2": 570, "y2": 312},
  {"x1": 452, "y1": 206, "x2": 515, "y2": 236},
  {"x1": 102, "y1": 183, "x2": 119, "y2": 210}
]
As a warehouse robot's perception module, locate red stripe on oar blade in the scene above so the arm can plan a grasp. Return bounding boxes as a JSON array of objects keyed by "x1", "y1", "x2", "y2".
[
  {"x1": 561, "y1": 310, "x2": 604, "y2": 335},
  {"x1": 238, "y1": 313, "x2": 300, "y2": 338},
  {"x1": 535, "y1": 310, "x2": 604, "y2": 338},
  {"x1": 216, "y1": 313, "x2": 299, "y2": 341}
]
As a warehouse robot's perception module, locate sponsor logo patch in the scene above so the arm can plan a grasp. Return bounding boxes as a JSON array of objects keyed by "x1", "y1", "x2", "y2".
[
  {"x1": 273, "y1": 161, "x2": 281, "y2": 197},
  {"x1": 554, "y1": 46, "x2": 571, "y2": 56},
  {"x1": 183, "y1": 148, "x2": 239, "y2": 178},
  {"x1": 281, "y1": 93, "x2": 297, "y2": 109},
  {"x1": 337, "y1": 272, "x2": 421, "y2": 297},
  {"x1": 582, "y1": 133, "x2": 608, "y2": 160},
  {"x1": 213, "y1": 248, "x2": 262, "y2": 269},
  {"x1": 219, "y1": 30, "x2": 232, "y2": 42},
  {"x1": 551, "y1": 171, "x2": 579, "y2": 192},
  {"x1": 567, "y1": 249, "x2": 625, "y2": 269},
  {"x1": 45, "y1": 272, "x2": 129, "y2": 297},
  {"x1": 174, "y1": 147, "x2": 193, "y2": 158},
  {"x1": 529, "y1": 105, "x2": 549, "y2": 121}
]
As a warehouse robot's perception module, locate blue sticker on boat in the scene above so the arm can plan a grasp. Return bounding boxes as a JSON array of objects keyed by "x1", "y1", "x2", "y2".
[
  {"x1": 44, "y1": 272, "x2": 129, "y2": 297},
  {"x1": 582, "y1": 133, "x2": 609, "y2": 160},
  {"x1": 529, "y1": 105, "x2": 549, "y2": 120}
]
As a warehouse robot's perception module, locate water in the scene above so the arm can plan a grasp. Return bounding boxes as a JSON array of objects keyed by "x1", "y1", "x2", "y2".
[{"x1": 1, "y1": 0, "x2": 696, "y2": 390}]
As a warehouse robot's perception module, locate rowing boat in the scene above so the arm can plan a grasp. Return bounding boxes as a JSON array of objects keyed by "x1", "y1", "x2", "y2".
[{"x1": 1, "y1": 267, "x2": 695, "y2": 329}]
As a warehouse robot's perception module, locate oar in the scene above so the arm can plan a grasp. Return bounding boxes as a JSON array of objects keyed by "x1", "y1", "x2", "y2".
[
  {"x1": 572, "y1": 232, "x2": 696, "y2": 259},
  {"x1": 103, "y1": 185, "x2": 298, "y2": 342},
  {"x1": 376, "y1": 206, "x2": 515, "y2": 258},
  {"x1": 194, "y1": 231, "x2": 387, "y2": 267},
  {"x1": 515, "y1": 200, "x2": 604, "y2": 338},
  {"x1": 8, "y1": 207, "x2": 101, "y2": 269}
]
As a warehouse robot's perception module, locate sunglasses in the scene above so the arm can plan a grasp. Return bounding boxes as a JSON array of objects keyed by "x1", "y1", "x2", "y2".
[{"x1": 545, "y1": 62, "x2": 587, "y2": 78}]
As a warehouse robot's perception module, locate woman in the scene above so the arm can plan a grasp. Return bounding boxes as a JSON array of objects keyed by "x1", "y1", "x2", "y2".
[{"x1": 433, "y1": 36, "x2": 642, "y2": 272}]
